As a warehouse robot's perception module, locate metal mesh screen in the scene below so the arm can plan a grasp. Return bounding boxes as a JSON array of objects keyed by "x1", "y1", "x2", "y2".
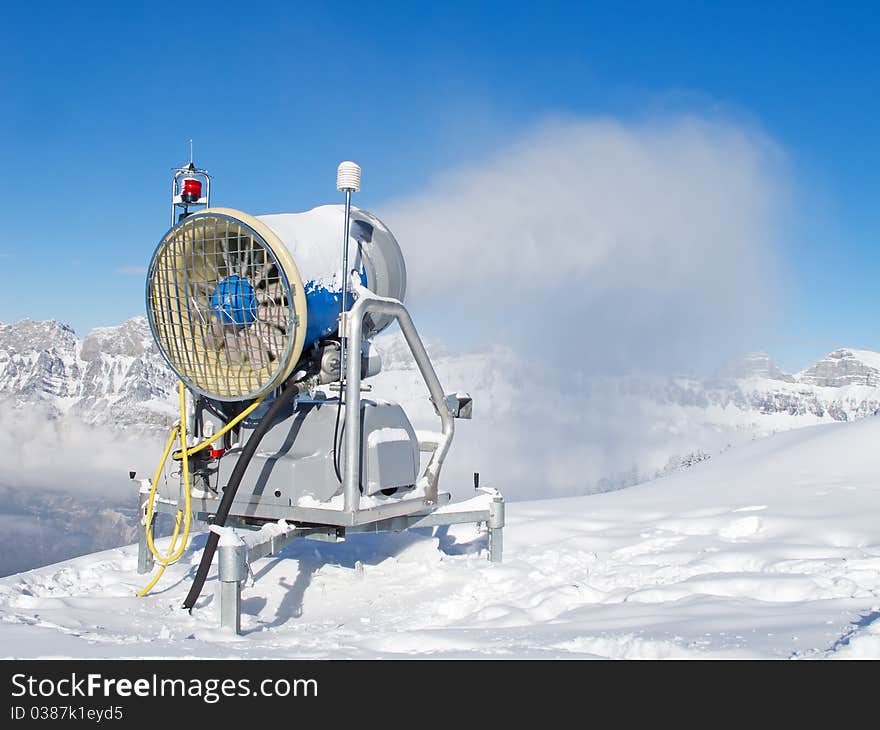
[{"x1": 147, "y1": 213, "x2": 299, "y2": 400}]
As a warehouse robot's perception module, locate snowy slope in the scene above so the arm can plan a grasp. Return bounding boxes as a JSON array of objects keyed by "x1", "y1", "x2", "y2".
[{"x1": 1, "y1": 416, "x2": 878, "y2": 659}]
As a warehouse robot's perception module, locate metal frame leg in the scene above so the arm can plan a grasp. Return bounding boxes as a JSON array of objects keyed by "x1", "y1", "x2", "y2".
[
  {"x1": 220, "y1": 581, "x2": 242, "y2": 635},
  {"x1": 489, "y1": 527, "x2": 503, "y2": 563},
  {"x1": 487, "y1": 493, "x2": 505, "y2": 564},
  {"x1": 217, "y1": 540, "x2": 248, "y2": 635},
  {"x1": 138, "y1": 512, "x2": 155, "y2": 575}
]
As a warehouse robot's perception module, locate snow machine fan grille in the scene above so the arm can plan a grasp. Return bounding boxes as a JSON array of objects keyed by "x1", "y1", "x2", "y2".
[{"x1": 147, "y1": 211, "x2": 306, "y2": 401}]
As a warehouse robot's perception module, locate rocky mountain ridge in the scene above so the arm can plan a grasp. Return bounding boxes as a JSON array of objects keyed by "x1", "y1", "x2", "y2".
[
  {"x1": 2, "y1": 318, "x2": 880, "y2": 430},
  {"x1": 0, "y1": 317, "x2": 177, "y2": 429}
]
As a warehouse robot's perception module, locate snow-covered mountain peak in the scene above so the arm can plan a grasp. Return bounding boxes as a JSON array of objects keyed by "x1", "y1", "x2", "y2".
[
  {"x1": 0, "y1": 316, "x2": 176, "y2": 427},
  {"x1": 725, "y1": 351, "x2": 795, "y2": 382},
  {"x1": 0, "y1": 318, "x2": 78, "y2": 357},
  {"x1": 798, "y1": 347, "x2": 880, "y2": 387},
  {"x1": 80, "y1": 316, "x2": 154, "y2": 360}
]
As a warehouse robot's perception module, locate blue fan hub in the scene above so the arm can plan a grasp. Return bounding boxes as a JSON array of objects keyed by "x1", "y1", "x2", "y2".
[{"x1": 211, "y1": 275, "x2": 258, "y2": 326}]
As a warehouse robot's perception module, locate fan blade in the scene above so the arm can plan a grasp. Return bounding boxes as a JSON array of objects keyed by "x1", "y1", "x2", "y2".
[
  {"x1": 239, "y1": 236, "x2": 253, "y2": 279},
  {"x1": 220, "y1": 235, "x2": 237, "y2": 279},
  {"x1": 203, "y1": 318, "x2": 227, "y2": 350},
  {"x1": 253, "y1": 322, "x2": 285, "y2": 359},
  {"x1": 256, "y1": 282, "x2": 288, "y2": 305},
  {"x1": 256, "y1": 303, "x2": 289, "y2": 331},
  {"x1": 241, "y1": 329, "x2": 271, "y2": 369}
]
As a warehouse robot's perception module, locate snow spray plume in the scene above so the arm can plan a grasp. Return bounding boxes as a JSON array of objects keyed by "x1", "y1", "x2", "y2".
[{"x1": 380, "y1": 115, "x2": 790, "y2": 499}]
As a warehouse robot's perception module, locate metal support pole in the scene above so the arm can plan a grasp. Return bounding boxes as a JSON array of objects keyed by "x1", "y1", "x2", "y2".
[
  {"x1": 487, "y1": 493, "x2": 505, "y2": 563},
  {"x1": 343, "y1": 296, "x2": 363, "y2": 514},
  {"x1": 338, "y1": 188, "x2": 352, "y2": 379},
  {"x1": 220, "y1": 581, "x2": 242, "y2": 635},
  {"x1": 217, "y1": 539, "x2": 248, "y2": 635},
  {"x1": 344, "y1": 295, "x2": 454, "y2": 511},
  {"x1": 137, "y1": 512, "x2": 155, "y2": 575},
  {"x1": 489, "y1": 528, "x2": 503, "y2": 563}
]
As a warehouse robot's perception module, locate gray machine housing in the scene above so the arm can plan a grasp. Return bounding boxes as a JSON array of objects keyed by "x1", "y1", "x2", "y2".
[{"x1": 195, "y1": 396, "x2": 421, "y2": 518}]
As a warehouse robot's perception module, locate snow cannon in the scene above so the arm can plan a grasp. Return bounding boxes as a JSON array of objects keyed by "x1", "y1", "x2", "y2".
[
  {"x1": 135, "y1": 154, "x2": 504, "y2": 634},
  {"x1": 147, "y1": 205, "x2": 405, "y2": 401}
]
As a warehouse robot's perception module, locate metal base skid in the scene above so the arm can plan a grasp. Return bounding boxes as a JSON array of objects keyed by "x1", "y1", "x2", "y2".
[{"x1": 140, "y1": 488, "x2": 505, "y2": 635}]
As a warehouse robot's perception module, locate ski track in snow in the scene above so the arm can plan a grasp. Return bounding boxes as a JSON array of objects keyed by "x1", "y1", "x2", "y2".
[{"x1": 1, "y1": 418, "x2": 880, "y2": 659}]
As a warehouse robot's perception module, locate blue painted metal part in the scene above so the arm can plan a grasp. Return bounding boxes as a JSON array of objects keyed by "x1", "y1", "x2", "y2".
[
  {"x1": 211, "y1": 270, "x2": 366, "y2": 349},
  {"x1": 302, "y1": 269, "x2": 367, "y2": 348},
  {"x1": 211, "y1": 275, "x2": 258, "y2": 326}
]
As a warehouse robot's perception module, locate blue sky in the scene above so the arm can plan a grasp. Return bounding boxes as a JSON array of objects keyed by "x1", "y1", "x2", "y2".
[{"x1": 1, "y1": 1, "x2": 877, "y2": 371}]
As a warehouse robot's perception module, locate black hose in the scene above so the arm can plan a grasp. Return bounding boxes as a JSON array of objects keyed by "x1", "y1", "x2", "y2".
[{"x1": 181, "y1": 380, "x2": 301, "y2": 611}]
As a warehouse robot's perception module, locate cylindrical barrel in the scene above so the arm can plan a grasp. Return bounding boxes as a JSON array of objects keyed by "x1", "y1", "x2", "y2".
[{"x1": 258, "y1": 205, "x2": 406, "y2": 348}]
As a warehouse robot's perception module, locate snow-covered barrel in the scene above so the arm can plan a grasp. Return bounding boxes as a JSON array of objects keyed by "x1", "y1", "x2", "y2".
[
  {"x1": 146, "y1": 205, "x2": 406, "y2": 401},
  {"x1": 257, "y1": 205, "x2": 406, "y2": 346}
]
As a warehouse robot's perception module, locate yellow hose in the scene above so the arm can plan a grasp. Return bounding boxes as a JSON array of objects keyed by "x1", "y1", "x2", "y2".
[
  {"x1": 137, "y1": 382, "x2": 193, "y2": 597},
  {"x1": 136, "y1": 509, "x2": 181, "y2": 597},
  {"x1": 171, "y1": 395, "x2": 265, "y2": 461}
]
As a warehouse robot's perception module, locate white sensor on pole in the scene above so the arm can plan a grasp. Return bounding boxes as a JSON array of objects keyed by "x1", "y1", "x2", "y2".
[
  {"x1": 337, "y1": 161, "x2": 361, "y2": 390},
  {"x1": 337, "y1": 161, "x2": 361, "y2": 192}
]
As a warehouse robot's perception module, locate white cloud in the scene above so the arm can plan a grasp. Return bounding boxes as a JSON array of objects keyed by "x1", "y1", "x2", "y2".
[{"x1": 0, "y1": 403, "x2": 163, "y2": 499}]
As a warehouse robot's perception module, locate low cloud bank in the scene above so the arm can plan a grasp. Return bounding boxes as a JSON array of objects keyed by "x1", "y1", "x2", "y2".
[{"x1": 0, "y1": 403, "x2": 163, "y2": 500}]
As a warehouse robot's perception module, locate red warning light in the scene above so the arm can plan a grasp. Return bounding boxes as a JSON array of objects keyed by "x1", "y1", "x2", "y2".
[{"x1": 181, "y1": 177, "x2": 202, "y2": 204}]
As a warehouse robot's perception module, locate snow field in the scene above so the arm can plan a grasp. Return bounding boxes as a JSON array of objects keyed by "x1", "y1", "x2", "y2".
[{"x1": 1, "y1": 418, "x2": 879, "y2": 658}]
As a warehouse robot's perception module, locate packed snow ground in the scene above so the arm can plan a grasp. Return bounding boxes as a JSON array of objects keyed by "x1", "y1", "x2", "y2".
[{"x1": 1, "y1": 417, "x2": 879, "y2": 659}]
